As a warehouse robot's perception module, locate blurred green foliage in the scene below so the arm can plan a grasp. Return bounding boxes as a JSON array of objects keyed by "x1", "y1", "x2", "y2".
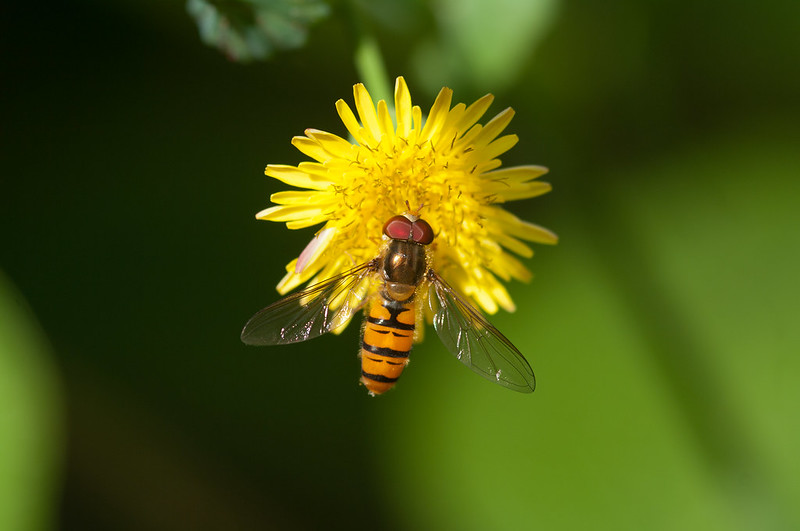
[
  {"x1": 381, "y1": 126, "x2": 800, "y2": 530},
  {"x1": 411, "y1": 0, "x2": 559, "y2": 94},
  {"x1": 187, "y1": 0, "x2": 329, "y2": 61},
  {"x1": 2, "y1": 0, "x2": 799, "y2": 529},
  {"x1": 0, "y1": 274, "x2": 63, "y2": 531}
]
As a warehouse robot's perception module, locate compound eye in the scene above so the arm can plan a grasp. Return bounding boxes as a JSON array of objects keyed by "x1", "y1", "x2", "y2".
[
  {"x1": 383, "y1": 215, "x2": 413, "y2": 240},
  {"x1": 411, "y1": 219, "x2": 434, "y2": 245}
]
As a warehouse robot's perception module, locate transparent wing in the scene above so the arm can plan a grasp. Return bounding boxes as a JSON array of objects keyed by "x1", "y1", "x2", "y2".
[
  {"x1": 427, "y1": 271, "x2": 536, "y2": 393},
  {"x1": 241, "y1": 261, "x2": 378, "y2": 346}
]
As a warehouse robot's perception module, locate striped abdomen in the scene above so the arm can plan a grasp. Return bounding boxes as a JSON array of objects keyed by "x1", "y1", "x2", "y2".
[{"x1": 360, "y1": 291, "x2": 415, "y2": 395}]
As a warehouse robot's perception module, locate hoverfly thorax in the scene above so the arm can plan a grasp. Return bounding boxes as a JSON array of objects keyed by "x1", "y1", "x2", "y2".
[{"x1": 381, "y1": 239, "x2": 427, "y2": 289}]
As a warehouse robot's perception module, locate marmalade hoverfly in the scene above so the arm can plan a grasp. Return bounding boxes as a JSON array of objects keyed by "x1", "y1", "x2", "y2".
[{"x1": 241, "y1": 212, "x2": 535, "y2": 394}]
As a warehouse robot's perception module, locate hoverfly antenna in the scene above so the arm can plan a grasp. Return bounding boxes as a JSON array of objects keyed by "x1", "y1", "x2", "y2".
[{"x1": 404, "y1": 200, "x2": 425, "y2": 218}]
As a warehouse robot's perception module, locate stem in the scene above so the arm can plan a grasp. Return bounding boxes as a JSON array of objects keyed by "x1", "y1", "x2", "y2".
[{"x1": 349, "y1": 2, "x2": 392, "y2": 104}]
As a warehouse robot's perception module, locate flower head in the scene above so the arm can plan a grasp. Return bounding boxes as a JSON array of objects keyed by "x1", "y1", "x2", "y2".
[{"x1": 258, "y1": 76, "x2": 557, "y2": 319}]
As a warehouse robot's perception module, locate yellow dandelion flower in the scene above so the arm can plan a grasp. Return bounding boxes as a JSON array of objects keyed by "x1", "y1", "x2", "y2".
[{"x1": 258, "y1": 76, "x2": 557, "y2": 321}]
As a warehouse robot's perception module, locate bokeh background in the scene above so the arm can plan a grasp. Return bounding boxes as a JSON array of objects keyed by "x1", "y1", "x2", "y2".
[{"x1": 2, "y1": 0, "x2": 800, "y2": 529}]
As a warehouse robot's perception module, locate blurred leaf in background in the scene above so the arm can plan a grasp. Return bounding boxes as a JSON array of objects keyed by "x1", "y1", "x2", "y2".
[
  {"x1": 187, "y1": 0, "x2": 330, "y2": 61},
  {"x1": 0, "y1": 273, "x2": 63, "y2": 531},
  {"x1": 377, "y1": 122, "x2": 800, "y2": 531},
  {"x1": 411, "y1": 0, "x2": 559, "y2": 94}
]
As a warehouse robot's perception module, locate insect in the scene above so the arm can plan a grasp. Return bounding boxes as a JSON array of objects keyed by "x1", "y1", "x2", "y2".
[{"x1": 241, "y1": 211, "x2": 536, "y2": 395}]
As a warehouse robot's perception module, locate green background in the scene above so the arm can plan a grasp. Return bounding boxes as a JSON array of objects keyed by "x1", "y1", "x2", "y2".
[{"x1": 2, "y1": 1, "x2": 799, "y2": 529}]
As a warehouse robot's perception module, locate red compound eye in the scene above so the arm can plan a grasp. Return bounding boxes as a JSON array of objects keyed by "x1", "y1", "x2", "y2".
[
  {"x1": 411, "y1": 219, "x2": 434, "y2": 245},
  {"x1": 383, "y1": 215, "x2": 413, "y2": 240},
  {"x1": 383, "y1": 215, "x2": 435, "y2": 244}
]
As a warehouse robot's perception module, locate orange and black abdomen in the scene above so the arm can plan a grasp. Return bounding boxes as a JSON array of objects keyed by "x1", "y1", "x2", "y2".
[{"x1": 360, "y1": 293, "x2": 415, "y2": 395}]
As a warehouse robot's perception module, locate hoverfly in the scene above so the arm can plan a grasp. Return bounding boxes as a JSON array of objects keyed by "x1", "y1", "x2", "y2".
[{"x1": 241, "y1": 211, "x2": 536, "y2": 394}]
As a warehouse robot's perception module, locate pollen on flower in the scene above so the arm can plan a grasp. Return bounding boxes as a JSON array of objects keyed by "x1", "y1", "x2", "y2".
[{"x1": 258, "y1": 76, "x2": 557, "y2": 318}]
